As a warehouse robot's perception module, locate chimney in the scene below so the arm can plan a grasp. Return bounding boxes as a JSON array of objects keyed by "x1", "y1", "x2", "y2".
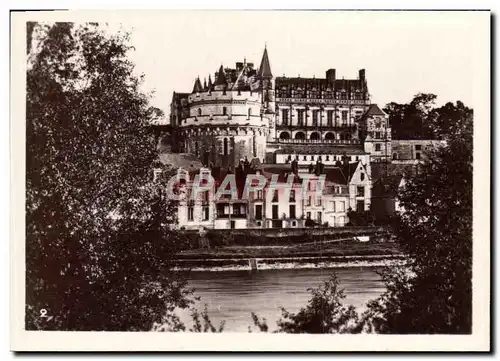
[
  {"x1": 342, "y1": 152, "x2": 349, "y2": 167},
  {"x1": 359, "y1": 69, "x2": 366, "y2": 82},
  {"x1": 326, "y1": 69, "x2": 336, "y2": 84}
]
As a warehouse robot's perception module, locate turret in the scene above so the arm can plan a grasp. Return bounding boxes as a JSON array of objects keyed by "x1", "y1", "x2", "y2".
[
  {"x1": 192, "y1": 77, "x2": 203, "y2": 93},
  {"x1": 214, "y1": 65, "x2": 227, "y2": 91}
]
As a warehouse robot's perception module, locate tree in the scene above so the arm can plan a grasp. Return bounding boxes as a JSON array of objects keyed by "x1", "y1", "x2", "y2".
[
  {"x1": 26, "y1": 22, "x2": 192, "y2": 331},
  {"x1": 362, "y1": 101, "x2": 473, "y2": 333},
  {"x1": 249, "y1": 275, "x2": 360, "y2": 334},
  {"x1": 384, "y1": 93, "x2": 437, "y2": 139}
]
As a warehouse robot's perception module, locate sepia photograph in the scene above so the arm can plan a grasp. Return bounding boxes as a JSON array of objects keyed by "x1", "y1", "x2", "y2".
[{"x1": 10, "y1": 9, "x2": 490, "y2": 351}]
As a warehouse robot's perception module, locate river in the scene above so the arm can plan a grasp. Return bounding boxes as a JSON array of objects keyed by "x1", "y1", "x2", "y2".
[{"x1": 177, "y1": 267, "x2": 385, "y2": 332}]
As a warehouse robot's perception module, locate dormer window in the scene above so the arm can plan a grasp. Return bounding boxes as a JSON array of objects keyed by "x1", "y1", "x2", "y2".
[{"x1": 197, "y1": 108, "x2": 202, "y2": 116}]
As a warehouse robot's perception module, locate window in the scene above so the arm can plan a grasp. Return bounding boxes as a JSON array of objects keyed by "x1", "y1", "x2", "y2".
[
  {"x1": 360, "y1": 173, "x2": 365, "y2": 181},
  {"x1": 256, "y1": 221, "x2": 262, "y2": 226},
  {"x1": 311, "y1": 155, "x2": 314, "y2": 161},
  {"x1": 393, "y1": 153, "x2": 398, "y2": 160},
  {"x1": 297, "y1": 109, "x2": 305, "y2": 125},
  {"x1": 303, "y1": 156, "x2": 307, "y2": 161},
  {"x1": 357, "y1": 186, "x2": 365, "y2": 197},
  {"x1": 416, "y1": 152, "x2": 422, "y2": 160},
  {"x1": 356, "y1": 200, "x2": 365, "y2": 212},
  {"x1": 317, "y1": 212, "x2": 322, "y2": 223},
  {"x1": 230, "y1": 220, "x2": 235, "y2": 229},
  {"x1": 203, "y1": 206, "x2": 209, "y2": 221},
  {"x1": 312, "y1": 110, "x2": 319, "y2": 125},
  {"x1": 223, "y1": 138, "x2": 229, "y2": 155},
  {"x1": 282, "y1": 109, "x2": 289, "y2": 125},
  {"x1": 289, "y1": 205, "x2": 296, "y2": 218},
  {"x1": 222, "y1": 106, "x2": 227, "y2": 115},
  {"x1": 197, "y1": 108, "x2": 202, "y2": 116},
  {"x1": 375, "y1": 144, "x2": 382, "y2": 151},
  {"x1": 289, "y1": 190, "x2": 296, "y2": 202},
  {"x1": 341, "y1": 110, "x2": 348, "y2": 122},
  {"x1": 272, "y1": 189, "x2": 279, "y2": 202},
  {"x1": 295, "y1": 155, "x2": 299, "y2": 160},
  {"x1": 256, "y1": 190, "x2": 263, "y2": 199},
  {"x1": 272, "y1": 205, "x2": 279, "y2": 219},
  {"x1": 306, "y1": 212, "x2": 311, "y2": 219},
  {"x1": 292, "y1": 221, "x2": 297, "y2": 227},
  {"x1": 247, "y1": 108, "x2": 252, "y2": 119},
  {"x1": 327, "y1": 110, "x2": 334, "y2": 126},
  {"x1": 255, "y1": 204, "x2": 263, "y2": 220},
  {"x1": 188, "y1": 207, "x2": 194, "y2": 221},
  {"x1": 415, "y1": 144, "x2": 422, "y2": 151},
  {"x1": 375, "y1": 132, "x2": 381, "y2": 139},
  {"x1": 338, "y1": 201, "x2": 345, "y2": 212},
  {"x1": 317, "y1": 198, "x2": 322, "y2": 206},
  {"x1": 307, "y1": 196, "x2": 312, "y2": 206},
  {"x1": 331, "y1": 201, "x2": 336, "y2": 212}
]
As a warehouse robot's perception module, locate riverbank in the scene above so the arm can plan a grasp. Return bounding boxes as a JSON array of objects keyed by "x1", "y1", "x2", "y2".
[{"x1": 175, "y1": 240, "x2": 404, "y2": 271}]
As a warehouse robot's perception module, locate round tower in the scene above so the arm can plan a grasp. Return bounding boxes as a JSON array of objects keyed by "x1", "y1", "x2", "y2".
[{"x1": 178, "y1": 61, "x2": 270, "y2": 169}]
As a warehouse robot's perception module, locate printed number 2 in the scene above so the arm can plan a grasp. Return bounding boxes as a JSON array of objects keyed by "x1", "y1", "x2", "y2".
[{"x1": 39, "y1": 309, "x2": 48, "y2": 318}]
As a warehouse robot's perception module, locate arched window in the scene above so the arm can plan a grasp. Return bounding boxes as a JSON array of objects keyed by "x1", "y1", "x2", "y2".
[
  {"x1": 223, "y1": 138, "x2": 228, "y2": 156},
  {"x1": 360, "y1": 173, "x2": 365, "y2": 181},
  {"x1": 294, "y1": 132, "x2": 305, "y2": 140},
  {"x1": 324, "y1": 132, "x2": 335, "y2": 140},
  {"x1": 393, "y1": 153, "x2": 398, "y2": 160},
  {"x1": 223, "y1": 106, "x2": 227, "y2": 115},
  {"x1": 279, "y1": 132, "x2": 291, "y2": 140},
  {"x1": 310, "y1": 132, "x2": 320, "y2": 140},
  {"x1": 197, "y1": 108, "x2": 202, "y2": 116}
]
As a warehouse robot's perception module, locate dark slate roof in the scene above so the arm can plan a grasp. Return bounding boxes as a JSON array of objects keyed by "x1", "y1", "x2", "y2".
[
  {"x1": 214, "y1": 65, "x2": 228, "y2": 86},
  {"x1": 275, "y1": 77, "x2": 364, "y2": 91},
  {"x1": 192, "y1": 77, "x2": 203, "y2": 93},
  {"x1": 159, "y1": 153, "x2": 204, "y2": 170},
  {"x1": 258, "y1": 47, "x2": 273, "y2": 78},
  {"x1": 371, "y1": 163, "x2": 418, "y2": 183},
  {"x1": 324, "y1": 167, "x2": 348, "y2": 184},
  {"x1": 364, "y1": 104, "x2": 386, "y2": 117}
]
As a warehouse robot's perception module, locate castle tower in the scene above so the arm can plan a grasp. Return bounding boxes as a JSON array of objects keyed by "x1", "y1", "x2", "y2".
[
  {"x1": 258, "y1": 46, "x2": 276, "y2": 141},
  {"x1": 177, "y1": 58, "x2": 270, "y2": 169}
]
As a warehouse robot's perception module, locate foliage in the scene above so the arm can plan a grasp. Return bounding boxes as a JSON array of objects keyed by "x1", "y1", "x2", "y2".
[
  {"x1": 26, "y1": 22, "x2": 191, "y2": 331},
  {"x1": 384, "y1": 93, "x2": 437, "y2": 139},
  {"x1": 275, "y1": 274, "x2": 359, "y2": 333},
  {"x1": 364, "y1": 101, "x2": 473, "y2": 333}
]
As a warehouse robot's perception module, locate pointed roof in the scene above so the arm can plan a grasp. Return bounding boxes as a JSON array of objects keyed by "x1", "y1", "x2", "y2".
[
  {"x1": 258, "y1": 46, "x2": 273, "y2": 78},
  {"x1": 192, "y1": 77, "x2": 203, "y2": 93},
  {"x1": 214, "y1": 65, "x2": 227, "y2": 86},
  {"x1": 365, "y1": 104, "x2": 386, "y2": 117}
]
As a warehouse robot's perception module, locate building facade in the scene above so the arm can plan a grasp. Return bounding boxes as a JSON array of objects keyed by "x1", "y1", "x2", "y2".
[{"x1": 165, "y1": 46, "x2": 430, "y2": 230}]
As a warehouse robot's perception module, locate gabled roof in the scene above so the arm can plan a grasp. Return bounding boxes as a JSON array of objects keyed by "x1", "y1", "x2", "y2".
[
  {"x1": 258, "y1": 47, "x2": 273, "y2": 78},
  {"x1": 365, "y1": 104, "x2": 386, "y2": 117}
]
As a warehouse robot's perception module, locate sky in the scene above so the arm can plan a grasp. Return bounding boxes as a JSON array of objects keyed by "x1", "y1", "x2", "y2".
[{"x1": 113, "y1": 11, "x2": 486, "y2": 117}]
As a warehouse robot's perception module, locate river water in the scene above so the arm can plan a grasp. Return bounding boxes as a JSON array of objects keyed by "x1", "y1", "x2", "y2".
[{"x1": 178, "y1": 267, "x2": 385, "y2": 332}]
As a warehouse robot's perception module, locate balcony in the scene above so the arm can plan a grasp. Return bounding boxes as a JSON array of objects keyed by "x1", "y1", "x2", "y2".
[
  {"x1": 270, "y1": 138, "x2": 360, "y2": 145},
  {"x1": 276, "y1": 124, "x2": 356, "y2": 131}
]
